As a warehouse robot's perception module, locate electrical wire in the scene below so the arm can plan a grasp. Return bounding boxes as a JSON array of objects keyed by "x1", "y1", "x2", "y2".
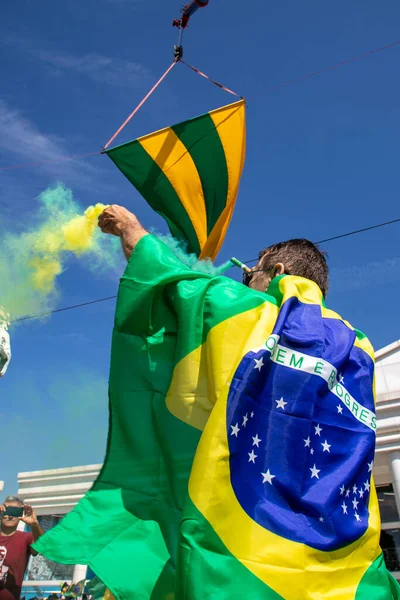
[
  {"x1": 243, "y1": 217, "x2": 400, "y2": 264},
  {"x1": 246, "y1": 39, "x2": 400, "y2": 101},
  {"x1": 315, "y1": 217, "x2": 400, "y2": 244},
  {"x1": 11, "y1": 296, "x2": 117, "y2": 324}
]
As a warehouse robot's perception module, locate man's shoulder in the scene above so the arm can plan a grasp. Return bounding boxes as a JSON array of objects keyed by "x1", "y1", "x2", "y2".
[{"x1": 14, "y1": 531, "x2": 34, "y2": 546}]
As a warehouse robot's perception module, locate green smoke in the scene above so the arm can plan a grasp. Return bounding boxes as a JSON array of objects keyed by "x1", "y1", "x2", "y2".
[{"x1": 153, "y1": 231, "x2": 233, "y2": 275}]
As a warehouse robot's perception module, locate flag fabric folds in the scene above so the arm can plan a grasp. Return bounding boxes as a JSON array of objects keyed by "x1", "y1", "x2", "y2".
[
  {"x1": 34, "y1": 234, "x2": 400, "y2": 600},
  {"x1": 105, "y1": 100, "x2": 246, "y2": 261}
]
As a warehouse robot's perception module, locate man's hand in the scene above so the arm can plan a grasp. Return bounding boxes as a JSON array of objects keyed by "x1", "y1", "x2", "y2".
[
  {"x1": 21, "y1": 505, "x2": 38, "y2": 527},
  {"x1": 98, "y1": 205, "x2": 140, "y2": 237},
  {"x1": 21, "y1": 506, "x2": 44, "y2": 546},
  {"x1": 98, "y1": 205, "x2": 148, "y2": 260}
]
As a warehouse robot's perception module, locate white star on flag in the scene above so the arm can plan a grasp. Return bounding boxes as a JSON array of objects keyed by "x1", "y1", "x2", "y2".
[
  {"x1": 252, "y1": 434, "x2": 262, "y2": 447},
  {"x1": 310, "y1": 464, "x2": 320, "y2": 479},
  {"x1": 248, "y1": 450, "x2": 257, "y2": 463},
  {"x1": 319, "y1": 517, "x2": 324, "y2": 522},
  {"x1": 352, "y1": 498, "x2": 359, "y2": 510},
  {"x1": 368, "y1": 461, "x2": 373, "y2": 472},
  {"x1": 339, "y1": 374, "x2": 345, "y2": 384},
  {"x1": 337, "y1": 404, "x2": 343, "y2": 414},
  {"x1": 261, "y1": 469, "x2": 275, "y2": 484},
  {"x1": 230, "y1": 423, "x2": 240, "y2": 437},
  {"x1": 314, "y1": 424, "x2": 322, "y2": 436},
  {"x1": 276, "y1": 397, "x2": 287, "y2": 410},
  {"x1": 358, "y1": 488, "x2": 364, "y2": 498},
  {"x1": 346, "y1": 489, "x2": 350, "y2": 497},
  {"x1": 340, "y1": 485, "x2": 345, "y2": 495},
  {"x1": 341, "y1": 502, "x2": 348, "y2": 514},
  {"x1": 242, "y1": 414, "x2": 249, "y2": 427},
  {"x1": 354, "y1": 513, "x2": 361, "y2": 522},
  {"x1": 321, "y1": 440, "x2": 331, "y2": 452},
  {"x1": 364, "y1": 480, "x2": 370, "y2": 492},
  {"x1": 353, "y1": 484, "x2": 358, "y2": 495},
  {"x1": 254, "y1": 357, "x2": 264, "y2": 371},
  {"x1": 250, "y1": 412, "x2": 254, "y2": 418},
  {"x1": 310, "y1": 448, "x2": 315, "y2": 455},
  {"x1": 304, "y1": 437, "x2": 311, "y2": 448}
]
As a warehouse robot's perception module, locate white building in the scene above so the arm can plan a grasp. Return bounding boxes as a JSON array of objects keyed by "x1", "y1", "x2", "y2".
[
  {"x1": 13, "y1": 340, "x2": 400, "y2": 596},
  {"x1": 372, "y1": 340, "x2": 400, "y2": 575}
]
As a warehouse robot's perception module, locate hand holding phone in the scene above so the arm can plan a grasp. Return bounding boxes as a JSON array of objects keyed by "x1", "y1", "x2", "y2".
[{"x1": 3, "y1": 506, "x2": 24, "y2": 518}]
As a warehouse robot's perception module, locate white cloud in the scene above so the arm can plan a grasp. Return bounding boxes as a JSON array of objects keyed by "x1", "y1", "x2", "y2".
[
  {"x1": 0, "y1": 98, "x2": 103, "y2": 190},
  {"x1": 37, "y1": 51, "x2": 151, "y2": 89},
  {"x1": 2, "y1": 34, "x2": 175, "y2": 128},
  {"x1": 0, "y1": 99, "x2": 70, "y2": 162},
  {"x1": 2, "y1": 32, "x2": 151, "y2": 90},
  {"x1": 331, "y1": 258, "x2": 400, "y2": 291}
]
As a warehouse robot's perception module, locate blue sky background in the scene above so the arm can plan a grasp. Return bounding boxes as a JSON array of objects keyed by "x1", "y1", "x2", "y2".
[{"x1": 1, "y1": 0, "x2": 400, "y2": 498}]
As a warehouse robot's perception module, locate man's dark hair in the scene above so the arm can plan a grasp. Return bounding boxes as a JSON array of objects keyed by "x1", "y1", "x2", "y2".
[{"x1": 259, "y1": 238, "x2": 329, "y2": 297}]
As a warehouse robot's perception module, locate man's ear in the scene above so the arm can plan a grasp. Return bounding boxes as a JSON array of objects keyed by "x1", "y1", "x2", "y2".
[{"x1": 273, "y1": 263, "x2": 285, "y2": 277}]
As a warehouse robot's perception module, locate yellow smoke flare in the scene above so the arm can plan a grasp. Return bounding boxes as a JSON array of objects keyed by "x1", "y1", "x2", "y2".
[
  {"x1": 29, "y1": 203, "x2": 108, "y2": 293},
  {"x1": 63, "y1": 204, "x2": 107, "y2": 254}
]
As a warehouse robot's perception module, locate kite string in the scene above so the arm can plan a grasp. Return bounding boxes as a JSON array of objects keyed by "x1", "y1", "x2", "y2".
[
  {"x1": 180, "y1": 60, "x2": 244, "y2": 99},
  {"x1": 102, "y1": 61, "x2": 177, "y2": 151},
  {"x1": 101, "y1": 59, "x2": 243, "y2": 153}
]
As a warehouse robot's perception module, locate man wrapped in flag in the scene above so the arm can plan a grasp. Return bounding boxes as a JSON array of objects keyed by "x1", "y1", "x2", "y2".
[
  {"x1": 92, "y1": 205, "x2": 399, "y2": 600},
  {"x1": 34, "y1": 100, "x2": 399, "y2": 599}
]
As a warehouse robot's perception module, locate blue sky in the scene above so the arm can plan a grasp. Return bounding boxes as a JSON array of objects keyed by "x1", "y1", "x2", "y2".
[{"x1": 1, "y1": 0, "x2": 400, "y2": 498}]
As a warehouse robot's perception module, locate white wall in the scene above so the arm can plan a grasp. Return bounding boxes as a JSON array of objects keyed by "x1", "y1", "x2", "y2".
[
  {"x1": 18, "y1": 464, "x2": 101, "y2": 515},
  {"x1": 375, "y1": 341, "x2": 400, "y2": 486}
]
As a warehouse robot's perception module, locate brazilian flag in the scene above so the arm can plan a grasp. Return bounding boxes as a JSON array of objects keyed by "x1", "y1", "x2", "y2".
[{"x1": 34, "y1": 102, "x2": 400, "y2": 599}]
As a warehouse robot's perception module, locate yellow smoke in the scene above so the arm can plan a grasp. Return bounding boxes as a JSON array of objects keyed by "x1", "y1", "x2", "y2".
[
  {"x1": 0, "y1": 185, "x2": 122, "y2": 321},
  {"x1": 30, "y1": 258, "x2": 63, "y2": 294},
  {"x1": 29, "y1": 203, "x2": 108, "y2": 293},
  {"x1": 63, "y1": 204, "x2": 107, "y2": 254}
]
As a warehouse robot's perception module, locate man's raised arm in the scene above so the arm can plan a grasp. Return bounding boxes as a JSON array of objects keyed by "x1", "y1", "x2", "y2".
[{"x1": 98, "y1": 205, "x2": 148, "y2": 261}]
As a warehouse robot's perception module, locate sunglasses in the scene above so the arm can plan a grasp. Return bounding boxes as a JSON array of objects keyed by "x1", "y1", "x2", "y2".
[{"x1": 242, "y1": 267, "x2": 275, "y2": 287}]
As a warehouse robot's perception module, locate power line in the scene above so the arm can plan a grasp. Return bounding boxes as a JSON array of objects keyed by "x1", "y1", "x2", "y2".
[
  {"x1": 247, "y1": 39, "x2": 400, "y2": 101},
  {"x1": 10, "y1": 215, "x2": 400, "y2": 323},
  {"x1": 241, "y1": 217, "x2": 400, "y2": 263},
  {"x1": 11, "y1": 296, "x2": 117, "y2": 324},
  {"x1": 1, "y1": 39, "x2": 399, "y2": 172},
  {"x1": 315, "y1": 217, "x2": 400, "y2": 244}
]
